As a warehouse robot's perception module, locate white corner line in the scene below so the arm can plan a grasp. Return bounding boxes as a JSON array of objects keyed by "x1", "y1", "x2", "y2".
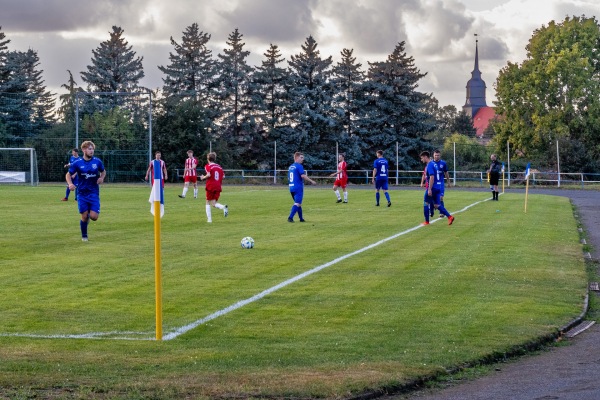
[
  {"x1": 1, "y1": 195, "x2": 491, "y2": 341},
  {"x1": 162, "y1": 196, "x2": 492, "y2": 340}
]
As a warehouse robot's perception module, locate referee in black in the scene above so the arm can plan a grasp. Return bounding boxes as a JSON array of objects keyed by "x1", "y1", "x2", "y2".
[{"x1": 487, "y1": 154, "x2": 502, "y2": 201}]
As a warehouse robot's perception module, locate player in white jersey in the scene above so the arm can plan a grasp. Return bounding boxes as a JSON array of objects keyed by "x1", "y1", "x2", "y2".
[
  {"x1": 330, "y1": 153, "x2": 348, "y2": 203},
  {"x1": 179, "y1": 149, "x2": 198, "y2": 199}
]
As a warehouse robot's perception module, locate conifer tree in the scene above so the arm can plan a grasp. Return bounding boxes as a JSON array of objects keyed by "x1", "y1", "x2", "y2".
[
  {"x1": 158, "y1": 23, "x2": 216, "y2": 104},
  {"x1": 57, "y1": 70, "x2": 82, "y2": 123},
  {"x1": 252, "y1": 43, "x2": 291, "y2": 168},
  {"x1": 287, "y1": 36, "x2": 334, "y2": 168},
  {"x1": 0, "y1": 49, "x2": 55, "y2": 137},
  {"x1": 155, "y1": 23, "x2": 217, "y2": 166},
  {"x1": 25, "y1": 49, "x2": 56, "y2": 130},
  {"x1": 81, "y1": 26, "x2": 144, "y2": 96},
  {"x1": 0, "y1": 26, "x2": 10, "y2": 89},
  {"x1": 215, "y1": 28, "x2": 258, "y2": 167},
  {"x1": 363, "y1": 41, "x2": 432, "y2": 169},
  {"x1": 330, "y1": 48, "x2": 368, "y2": 166}
]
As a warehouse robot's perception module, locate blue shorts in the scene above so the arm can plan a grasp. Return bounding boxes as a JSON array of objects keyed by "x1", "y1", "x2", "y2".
[
  {"x1": 77, "y1": 192, "x2": 101, "y2": 214},
  {"x1": 431, "y1": 188, "x2": 443, "y2": 206},
  {"x1": 290, "y1": 190, "x2": 304, "y2": 204},
  {"x1": 424, "y1": 190, "x2": 433, "y2": 204},
  {"x1": 375, "y1": 179, "x2": 388, "y2": 190}
]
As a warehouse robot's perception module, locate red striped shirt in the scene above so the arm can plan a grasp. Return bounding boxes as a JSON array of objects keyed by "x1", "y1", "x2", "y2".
[{"x1": 184, "y1": 157, "x2": 197, "y2": 177}]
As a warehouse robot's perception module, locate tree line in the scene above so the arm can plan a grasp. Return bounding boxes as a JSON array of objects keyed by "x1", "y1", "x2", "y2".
[{"x1": 3, "y1": 16, "x2": 599, "y2": 180}]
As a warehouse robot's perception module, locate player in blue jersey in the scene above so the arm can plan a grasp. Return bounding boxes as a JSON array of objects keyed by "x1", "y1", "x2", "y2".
[
  {"x1": 427, "y1": 150, "x2": 454, "y2": 225},
  {"x1": 419, "y1": 151, "x2": 434, "y2": 225},
  {"x1": 288, "y1": 152, "x2": 316, "y2": 222},
  {"x1": 62, "y1": 148, "x2": 80, "y2": 201},
  {"x1": 66, "y1": 141, "x2": 106, "y2": 241},
  {"x1": 432, "y1": 149, "x2": 450, "y2": 217},
  {"x1": 372, "y1": 150, "x2": 391, "y2": 207}
]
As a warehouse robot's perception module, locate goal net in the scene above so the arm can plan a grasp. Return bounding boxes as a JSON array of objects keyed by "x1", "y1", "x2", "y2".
[{"x1": 0, "y1": 148, "x2": 39, "y2": 186}]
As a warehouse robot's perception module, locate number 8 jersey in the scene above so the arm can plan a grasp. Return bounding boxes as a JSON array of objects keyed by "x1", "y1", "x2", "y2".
[{"x1": 204, "y1": 162, "x2": 224, "y2": 192}]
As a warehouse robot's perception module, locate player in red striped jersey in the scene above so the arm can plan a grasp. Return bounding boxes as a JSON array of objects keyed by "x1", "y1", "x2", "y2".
[
  {"x1": 145, "y1": 151, "x2": 168, "y2": 186},
  {"x1": 200, "y1": 152, "x2": 228, "y2": 223},
  {"x1": 178, "y1": 149, "x2": 198, "y2": 199},
  {"x1": 330, "y1": 153, "x2": 348, "y2": 203}
]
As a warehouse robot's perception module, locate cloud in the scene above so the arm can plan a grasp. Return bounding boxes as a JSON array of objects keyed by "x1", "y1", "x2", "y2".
[
  {"x1": 1, "y1": 0, "x2": 147, "y2": 33},
  {"x1": 217, "y1": 0, "x2": 318, "y2": 44},
  {"x1": 2, "y1": 0, "x2": 600, "y2": 109}
]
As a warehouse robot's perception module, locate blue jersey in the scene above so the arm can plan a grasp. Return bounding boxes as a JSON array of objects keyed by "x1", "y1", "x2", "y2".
[
  {"x1": 69, "y1": 155, "x2": 81, "y2": 185},
  {"x1": 426, "y1": 160, "x2": 445, "y2": 190},
  {"x1": 438, "y1": 159, "x2": 448, "y2": 190},
  {"x1": 373, "y1": 158, "x2": 389, "y2": 181},
  {"x1": 69, "y1": 157, "x2": 105, "y2": 196},
  {"x1": 288, "y1": 162, "x2": 305, "y2": 192}
]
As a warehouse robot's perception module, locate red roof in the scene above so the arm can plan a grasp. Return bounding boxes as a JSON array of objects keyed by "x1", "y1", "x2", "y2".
[{"x1": 473, "y1": 107, "x2": 496, "y2": 137}]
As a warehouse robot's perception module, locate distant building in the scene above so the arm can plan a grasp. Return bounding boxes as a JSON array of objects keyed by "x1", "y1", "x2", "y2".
[{"x1": 463, "y1": 37, "x2": 495, "y2": 138}]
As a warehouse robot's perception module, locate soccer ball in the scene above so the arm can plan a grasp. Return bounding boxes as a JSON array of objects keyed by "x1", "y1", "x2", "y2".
[{"x1": 241, "y1": 236, "x2": 254, "y2": 249}]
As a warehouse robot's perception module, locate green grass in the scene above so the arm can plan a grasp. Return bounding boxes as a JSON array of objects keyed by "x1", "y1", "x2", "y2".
[{"x1": 0, "y1": 184, "x2": 587, "y2": 398}]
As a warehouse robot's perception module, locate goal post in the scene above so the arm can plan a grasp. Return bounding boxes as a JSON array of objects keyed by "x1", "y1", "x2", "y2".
[{"x1": 0, "y1": 147, "x2": 39, "y2": 186}]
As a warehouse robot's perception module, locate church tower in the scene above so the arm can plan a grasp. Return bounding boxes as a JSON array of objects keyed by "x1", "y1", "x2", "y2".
[{"x1": 463, "y1": 35, "x2": 487, "y2": 118}]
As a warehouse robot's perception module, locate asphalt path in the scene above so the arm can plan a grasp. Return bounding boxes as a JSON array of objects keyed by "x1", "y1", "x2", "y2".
[{"x1": 389, "y1": 188, "x2": 600, "y2": 400}]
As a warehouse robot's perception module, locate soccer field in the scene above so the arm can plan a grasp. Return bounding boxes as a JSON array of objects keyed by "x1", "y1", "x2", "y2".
[{"x1": 0, "y1": 184, "x2": 587, "y2": 398}]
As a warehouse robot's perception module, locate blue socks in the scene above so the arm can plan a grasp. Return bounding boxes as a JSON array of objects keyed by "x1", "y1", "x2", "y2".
[
  {"x1": 438, "y1": 205, "x2": 451, "y2": 218},
  {"x1": 423, "y1": 204, "x2": 430, "y2": 223},
  {"x1": 375, "y1": 192, "x2": 380, "y2": 205},
  {"x1": 80, "y1": 219, "x2": 88, "y2": 238},
  {"x1": 385, "y1": 192, "x2": 391, "y2": 203},
  {"x1": 289, "y1": 205, "x2": 299, "y2": 220}
]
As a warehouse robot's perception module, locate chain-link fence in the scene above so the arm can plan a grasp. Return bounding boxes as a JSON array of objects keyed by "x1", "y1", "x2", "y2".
[{"x1": 2, "y1": 92, "x2": 599, "y2": 185}]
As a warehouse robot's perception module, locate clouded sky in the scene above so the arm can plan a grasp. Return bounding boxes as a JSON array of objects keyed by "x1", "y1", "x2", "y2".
[{"x1": 1, "y1": 0, "x2": 598, "y2": 109}]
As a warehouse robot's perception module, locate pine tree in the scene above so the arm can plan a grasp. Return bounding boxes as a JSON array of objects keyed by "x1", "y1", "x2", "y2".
[
  {"x1": 215, "y1": 28, "x2": 257, "y2": 167},
  {"x1": 81, "y1": 26, "x2": 144, "y2": 96},
  {"x1": 287, "y1": 36, "x2": 334, "y2": 168},
  {"x1": 251, "y1": 43, "x2": 291, "y2": 168},
  {"x1": 330, "y1": 48, "x2": 368, "y2": 167},
  {"x1": 0, "y1": 50, "x2": 32, "y2": 139},
  {"x1": 158, "y1": 23, "x2": 216, "y2": 104},
  {"x1": 79, "y1": 26, "x2": 146, "y2": 151},
  {"x1": 0, "y1": 49, "x2": 55, "y2": 138},
  {"x1": 0, "y1": 26, "x2": 16, "y2": 143},
  {"x1": 57, "y1": 70, "x2": 83, "y2": 123},
  {"x1": 0, "y1": 26, "x2": 10, "y2": 89},
  {"x1": 25, "y1": 49, "x2": 56, "y2": 130},
  {"x1": 156, "y1": 23, "x2": 217, "y2": 166},
  {"x1": 363, "y1": 42, "x2": 432, "y2": 169}
]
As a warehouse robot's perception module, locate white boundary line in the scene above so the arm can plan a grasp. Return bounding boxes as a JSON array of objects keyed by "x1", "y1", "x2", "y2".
[
  {"x1": 0, "y1": 331, "x2": 153, "y2": 340},
  {"x1": 162, "y1": 196, "x2": 491, "y2": 340},
  {"x1": 2, "y1": 196, "x2": 491, "y2": 341}
]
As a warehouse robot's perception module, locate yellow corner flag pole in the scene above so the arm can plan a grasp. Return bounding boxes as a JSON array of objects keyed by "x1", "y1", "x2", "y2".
[
  {"x1": 154, "y1": 200, "x2": 162, "y2": 340},
  {"x1": 524, "y1": 176, "x2": 529, "y2": 213},
  {"x1": 150, "y1": 159, "x2": 163, "y2": 341},
  {"x1": 502, "y1": 163, "x2": 505, "y2": 193},
  {"x1": 524, "y1": 163, "x2": 530, "y2": 213}
]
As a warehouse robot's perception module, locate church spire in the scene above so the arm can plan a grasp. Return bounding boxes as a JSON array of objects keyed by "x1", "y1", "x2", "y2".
[
  {"x1": 473, "y1": 35, "x2": 481, "y2": 79},
  {"x1": 463, "y1": 34, "x2": 487, "y2": 118}
]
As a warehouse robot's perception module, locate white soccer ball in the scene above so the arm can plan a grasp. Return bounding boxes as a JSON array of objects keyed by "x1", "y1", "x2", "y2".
[{"x1": 241, "y1": 236, "x2": 255, "y2": 249}]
